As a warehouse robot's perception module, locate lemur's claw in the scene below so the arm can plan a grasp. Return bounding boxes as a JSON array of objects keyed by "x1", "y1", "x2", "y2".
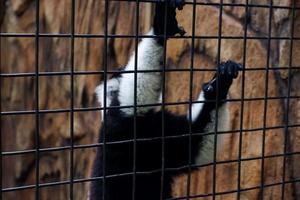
[
  {"x1": 168, "y1": 0, "x2": 185, "y2": 9},
  {"x1": 203, "y1": 60, "x2": 241, "y2": 98},
  {"x1": 154, "y1": 0, "x2": 185, "y2": 41},
  {"x1": 176, "y1": 0, "x2": 185, "y2": 10},
  {"x1": 219, "y1": 60, "x2": 242, "y2": 79}
]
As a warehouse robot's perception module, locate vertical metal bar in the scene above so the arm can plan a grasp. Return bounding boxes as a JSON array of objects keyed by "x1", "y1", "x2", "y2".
[
  {"x1": 212, "y1": 1, "x2": 223, "y2": 199},
  {"x1": 237, "y1": 1, "x2": 249, "y2": 199},
  {"x1": 159, "y1": 2, "x2": 168, "y2": 200},
  {"x1": 260, "y1": 1, "x2": 273, "y2": 199},
  {"x1": 132, "y1": 0, "x2": 140, "y2": 199},
  {"x1": 281, "y1": 1, "x2": 296, "y2": 199},
  {"x1": 187, "y1": 0, "x2": 197, "y2": 199},
  {"x1": 34, "y1": 0, "x2": 40, "y2": 199},
  {"x1": 102, "y1": 0, "x2": 109, "y2": 199},
  {"x1": 69, "y1": 0, "x2": 76, "y2": 199},
  {"x1": 0, "y1": 12, "x2": 2, "y2": 200}
]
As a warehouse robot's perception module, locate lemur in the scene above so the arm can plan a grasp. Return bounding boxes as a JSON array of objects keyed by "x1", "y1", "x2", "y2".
[{"x1": 90, "y1": 0, "x2": 241, "y2": 199}]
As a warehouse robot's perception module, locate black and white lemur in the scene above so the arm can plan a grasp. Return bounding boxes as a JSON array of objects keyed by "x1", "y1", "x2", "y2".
[{"x1": 90, "y1": 0, "x2": 241, "y2": 199}]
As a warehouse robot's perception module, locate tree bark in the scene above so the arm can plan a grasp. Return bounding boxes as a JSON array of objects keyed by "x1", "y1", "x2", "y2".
[{"x1": 1, "y1": 0, "x2": 300, "y2": 199}]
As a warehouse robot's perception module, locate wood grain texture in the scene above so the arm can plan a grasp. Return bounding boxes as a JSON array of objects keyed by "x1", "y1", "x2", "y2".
[{"x1": 1, "y1": 0, "x2": 300, "y2": 199}]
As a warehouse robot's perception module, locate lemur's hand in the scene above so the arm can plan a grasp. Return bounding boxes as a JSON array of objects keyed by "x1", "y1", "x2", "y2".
[
  {"x1": 153, "y1": 0, "x2": 186, "y2": 39},
  {"x1": 203, "y1": 60, "x2": 242, "y2": 101},
  {"x1": 167, "y1": 0, "x2": 185, "y2": 10}
]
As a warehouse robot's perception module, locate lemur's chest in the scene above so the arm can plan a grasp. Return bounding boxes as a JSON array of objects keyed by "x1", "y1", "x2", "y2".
[{"x1": 102, "y1": 112, "x2": 194, "y2": 172}]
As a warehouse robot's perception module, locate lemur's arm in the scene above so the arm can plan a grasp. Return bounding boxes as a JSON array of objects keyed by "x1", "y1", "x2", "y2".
[
  {"x1": 117, "y1": 32, "x2": 163, "y2": 115},
  {"x1": 188, "y1": 61, "x2": 242, "y2": 165},
  {"x1": 96, "y1": 0, "x2": 185, "y2": 116},
  {"x1": 162, "y1": 61, "x2": 241, "y2": 170},
  {"x1": 90, "y1": 3, "x2": 186, "y2": 199},
  {"x1": 118, "y1": 1, "x2": 186, "y2": 116}
]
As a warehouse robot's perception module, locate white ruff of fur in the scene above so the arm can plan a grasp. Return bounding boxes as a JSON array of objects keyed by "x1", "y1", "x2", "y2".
[{"x1": 118, "y1": 30, "x2": 163, "y2": 116}]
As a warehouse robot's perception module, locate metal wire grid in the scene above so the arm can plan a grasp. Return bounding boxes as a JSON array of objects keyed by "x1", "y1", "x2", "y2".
[{"x1": 1, "y1": 0, "x2": 300, "y2": 200}]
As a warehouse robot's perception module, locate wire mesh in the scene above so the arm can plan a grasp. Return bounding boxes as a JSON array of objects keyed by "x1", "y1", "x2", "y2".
[{"x1": 1, "y1": 0, "x2": 300, "y2": 200}]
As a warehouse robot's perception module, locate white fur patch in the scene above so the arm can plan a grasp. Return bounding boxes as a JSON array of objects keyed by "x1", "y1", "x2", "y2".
[
  {"x1": 118, "y1": 30, "x2": 163, "y2": 116},
  {"x1": 188, "y1": 91, "x2": 205, "y2": 122},
  {"x1": 95, "y1": 78, "x2": 120, "y2": 118},
  {"x1": 196, "y1": 103, "x2": 229, "y2": 165}
]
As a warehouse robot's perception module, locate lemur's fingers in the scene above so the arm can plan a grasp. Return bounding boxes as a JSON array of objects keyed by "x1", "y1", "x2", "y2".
[
  {"x1": 212, "y1": 60, "x2": 242, "y2": 84},
  {"x1": 169, "y1": 0, "x2": 185, "y2": 10},
  {"x1": 202, "y1": 60, "x2": 241, "y2": 100},
  {"x1": 219, "y1": 60, "x2": 242, "y2": 79},
  {"x1": 153, "y1": 0, "x2": 186, "y2": 38}
]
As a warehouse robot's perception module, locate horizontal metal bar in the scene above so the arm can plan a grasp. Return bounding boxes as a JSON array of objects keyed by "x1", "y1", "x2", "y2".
[
  {"x1": 1, "y1": 33, "x2": 300, "y2": 41},
  {"x1": 166, "y1": 178, "x2": 300, "y2": 200},
  {"x1": 2, "y1": 165, "x2": 300, "y2": 193},
  {"x1": 2, "y1": 123, "x2": 300, "y2": 156},
  {"x1": 1, "y1": 66, "x2": 300, "y2": 78},
  {"x1": 1, "y1": 94, "x2": 300, "y2": 116},
  {"x1": 110, "y1": 0, "x2": 300, "y2": 10}
]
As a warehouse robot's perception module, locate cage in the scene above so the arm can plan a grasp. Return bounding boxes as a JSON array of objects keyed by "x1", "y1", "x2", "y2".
[{"x1": 1, "y1": 0, "x2": 300, "y2": 199}]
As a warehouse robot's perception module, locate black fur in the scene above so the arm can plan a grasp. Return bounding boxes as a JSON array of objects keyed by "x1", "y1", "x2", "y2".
[
  {"x1": 89, "y1": 1, "x2": 241, "y2": 199},
  {"x1": 153, "y1": 0, "x2": 186, "y2": 45},
  {"x1": 90, "y1": 62, "x2": 241, "y2": 200}
]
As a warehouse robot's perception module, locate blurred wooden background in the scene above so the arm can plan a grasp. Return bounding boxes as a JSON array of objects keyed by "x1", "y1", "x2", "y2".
[{"x1": 1, "y1": 0, "x2": 300, "y2": 199}]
